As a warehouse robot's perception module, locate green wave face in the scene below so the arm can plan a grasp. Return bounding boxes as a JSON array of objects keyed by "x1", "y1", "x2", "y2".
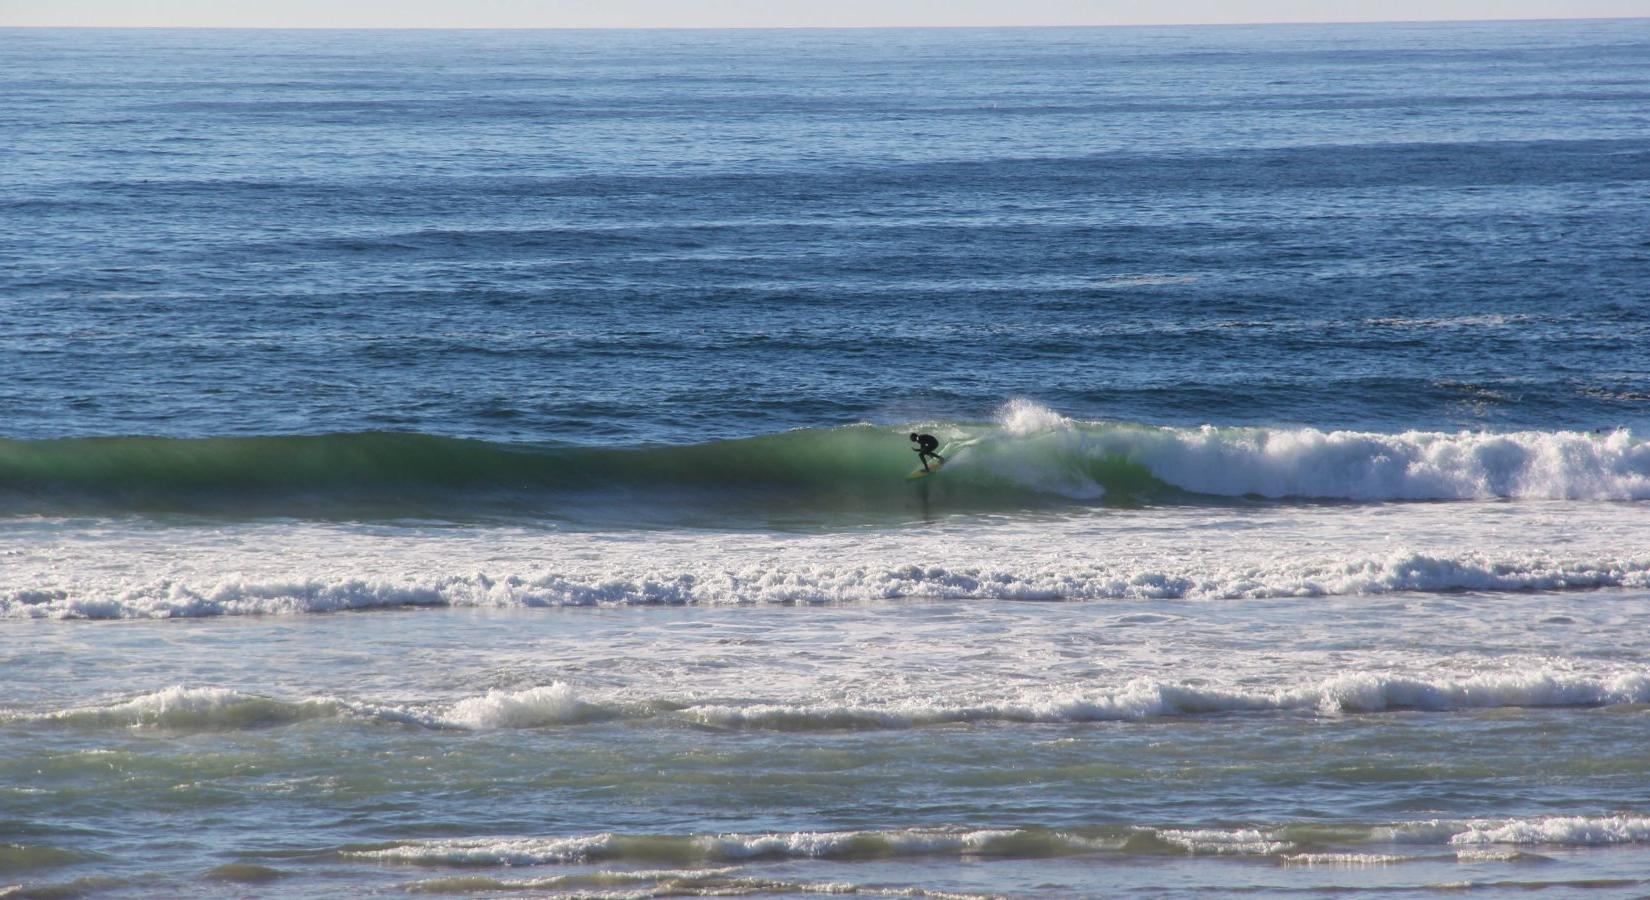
[
  {"x1": 0, "y1": 424, "x2": 1171, "y2": 523},
  {"x1": 16, "y1": 413, "x2": 1636, "y2": 523}
]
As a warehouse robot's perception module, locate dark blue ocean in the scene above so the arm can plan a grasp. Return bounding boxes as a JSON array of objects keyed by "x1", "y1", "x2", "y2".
[
  {"x1": 5, "y1": 22, "x2": 1649, "y2": 448},
  {"x1": 5, "y1": 20, "x2": 1650, "y2": 899}
]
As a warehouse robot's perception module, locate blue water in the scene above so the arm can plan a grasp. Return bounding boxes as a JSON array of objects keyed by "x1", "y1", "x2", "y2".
[
  {"x1": 5, "y1": 22, "x2": 1649, "y2": 447},
  {"x1": 6, "y1": 20, "x2": 1650, "y2": 900}
]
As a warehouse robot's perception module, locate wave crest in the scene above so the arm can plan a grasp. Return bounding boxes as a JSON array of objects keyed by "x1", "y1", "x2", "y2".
[
  {"x1": 12, "y1": 671, "x2": 1646, "y2": 734},
  {"x1": 3, "y1": 407, "x2": 1648, "y2": 520},
  {"x1": 351, "y1": 816, "x2": 1650, "y2": 871}
]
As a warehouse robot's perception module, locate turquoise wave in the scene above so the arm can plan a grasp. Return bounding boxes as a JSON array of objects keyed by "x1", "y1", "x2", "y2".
[
  {"x1": 4, "y1": 408, "x2": 1645, "y2": 520},
  {"x1": 0, "y1": 425, "x2": 1163, "y2": 520}
]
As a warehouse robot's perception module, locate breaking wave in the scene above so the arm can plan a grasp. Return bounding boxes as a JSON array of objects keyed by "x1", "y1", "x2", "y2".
[
  {"x1": 351, "y1": 815, "x2": 1650, "y2": 870},
  {"x1": 8, "y1": 548, "x2": 1650, "y2": 618},
  {"x1": 3, "y1": 403, "x2": 1647, "y2": 520},
  {"x1": 11, "y1": 671, "x2": 1648, "y2": 733}
]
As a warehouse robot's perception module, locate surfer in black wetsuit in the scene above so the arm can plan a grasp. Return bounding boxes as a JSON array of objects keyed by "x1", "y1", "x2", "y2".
[{"x1": 910, "y1": 433, "x2": 945, "y2": 471}]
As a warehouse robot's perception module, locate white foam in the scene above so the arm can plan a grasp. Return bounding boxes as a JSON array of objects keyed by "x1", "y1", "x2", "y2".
[
  {"x1": 1381, "y1": 816, "x2": 1650, "y2": 847},
  {"x1": 355, "y1": 828, "x2": 1094, "y2": 869},
  {"x1": 1448, "y1": 816, "x2": 1650, "y2": 846},
  {"x1": 401, "y1": 867, "x2": 741, "y2": 894},
  {"x1": 7, "y1": 496, "x2": 1650, "y2": 620},
  {"x1": 13, "y1": 667, "x2": 1648, "y2": 735},
  {"x1": 401, "y1": 870, "x2": 993, "y2": 899},
  {"x1": 1454, "y1": 848, "x2": 1543, "y2": 862},
  {"x1": 670, "y1": 669, "x2": 1650, "y2": 730},
  {"x1": 0, "y1": 577, "x2": 449, "y2": 620},
  {"x1": 1281, "y1": 852, "x2": 1411, "y2": 866},
  {"x1": 968, "y1": 402, "x2": 1650, "y2": 501},
  {"x1": 349, "y1": 834, "x2": 619, "y2": 866},
  {"x1": 9, "y1": 546, "x2": 1650, "y2": 619},
  {"x1": 14, "y1": 686, "x2": 338, "y2": 729},
  {"x1": 1302, "y1": 670, "x2": 1650, "y2": 714},
  {"x1": 1156, "y1": 828, "x2": 1291, "y2": 855},
  {"x1": 440, "y1": 683, "x2": 598, "y2": 728},
  {"x1": 998, "y1": 398, "x2": 1073, "y2": 436}
]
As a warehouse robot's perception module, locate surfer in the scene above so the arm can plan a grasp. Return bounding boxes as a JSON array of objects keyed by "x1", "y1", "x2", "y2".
[{"x1": 910, "y1": 433, "x2": 945, "y2": 471}]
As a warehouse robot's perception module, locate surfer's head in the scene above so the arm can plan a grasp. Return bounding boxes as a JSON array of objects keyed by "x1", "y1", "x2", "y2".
[{"x1": 909, "y1": 433, "x2": 919, "y2": 442}]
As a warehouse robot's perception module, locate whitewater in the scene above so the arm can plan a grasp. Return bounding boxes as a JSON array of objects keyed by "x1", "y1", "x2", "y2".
[
  {"x1": 6, "y1": 403, "x2": 1650, "y2": 522},
  {"x1": 7, "y1": 19, "x2": 1650, "y2": 900}
]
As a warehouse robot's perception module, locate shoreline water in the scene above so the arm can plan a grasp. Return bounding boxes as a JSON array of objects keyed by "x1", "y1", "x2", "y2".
[
  {"x1": 6, "y1": 19, "x2": 1650, "y2": 897},
  {"x1": 6, "y1": 597, "x2": 1650, "y2": 897}
]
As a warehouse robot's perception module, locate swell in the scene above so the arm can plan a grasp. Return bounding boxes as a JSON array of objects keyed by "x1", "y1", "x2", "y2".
[{"x1": 2, "y1": 403, "x2": 1648, "y2": 519}]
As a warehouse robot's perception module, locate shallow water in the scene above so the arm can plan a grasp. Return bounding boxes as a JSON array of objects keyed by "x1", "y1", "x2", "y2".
[
  {"x1": 5, "y1": 597, "x2": 1650, "y2": 897},
  {"x1": 4, "y1": 18, "x2": 1650, "y2": 899}
]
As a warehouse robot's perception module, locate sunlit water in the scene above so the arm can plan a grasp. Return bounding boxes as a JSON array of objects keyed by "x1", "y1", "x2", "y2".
[{"x1": 4, "y1": 20, "x2": 1650, "y2": 898}]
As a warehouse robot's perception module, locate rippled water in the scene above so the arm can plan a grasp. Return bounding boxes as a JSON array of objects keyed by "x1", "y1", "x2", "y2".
[{"x1": 4, "y1": 19, "x2": 1650, "y2": 899}]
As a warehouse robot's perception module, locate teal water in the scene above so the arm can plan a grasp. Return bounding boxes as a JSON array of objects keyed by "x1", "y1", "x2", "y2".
[{"x1": 4, "y1": 20, "x2": 1650, "y2": 899}]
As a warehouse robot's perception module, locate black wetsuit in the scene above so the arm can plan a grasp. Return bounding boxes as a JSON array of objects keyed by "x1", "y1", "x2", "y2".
[{"x1": 911, "y1": 433, "x2": 945, "y2": 471}]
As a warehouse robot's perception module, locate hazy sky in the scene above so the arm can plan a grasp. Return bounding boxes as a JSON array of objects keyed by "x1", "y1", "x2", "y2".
[{"x1": 1, "y1": 0, "x2": 1645, "y2": 28}]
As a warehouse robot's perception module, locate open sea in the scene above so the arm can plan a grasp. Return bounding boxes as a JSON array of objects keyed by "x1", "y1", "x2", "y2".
[{"x1": 4, "y1": 19, "x2": 1650, "y2": 898}]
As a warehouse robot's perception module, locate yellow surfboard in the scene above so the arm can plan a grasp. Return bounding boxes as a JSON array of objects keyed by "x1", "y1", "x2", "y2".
[{"x1": 907, "y1": 458, "x2": 945, "y2": 480}]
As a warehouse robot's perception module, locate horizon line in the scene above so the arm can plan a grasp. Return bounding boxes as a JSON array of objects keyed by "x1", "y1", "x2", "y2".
[{"x1": 3, "y1": 16, "x2": 1647, "y2": 31}]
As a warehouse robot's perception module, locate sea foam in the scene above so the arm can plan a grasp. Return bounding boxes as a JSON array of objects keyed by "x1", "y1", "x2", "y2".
[
  {"x1": 963, "y1": 401, "x2": 1650, "y2": 501},
  {"x1": 8, "y1": 548, "x2": 1650, "y2": 618},
  {"x1": 12, "y1": 670, "x2": 1646, "y2": 734}
]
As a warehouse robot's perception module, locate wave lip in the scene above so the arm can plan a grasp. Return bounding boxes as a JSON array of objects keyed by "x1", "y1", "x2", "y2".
[
  {"x1": 9, "y1": 686, "x2": 340, "y2": 730},
  {"x1": 359, "y1": 683, "x2": 627, "y2": 731}
]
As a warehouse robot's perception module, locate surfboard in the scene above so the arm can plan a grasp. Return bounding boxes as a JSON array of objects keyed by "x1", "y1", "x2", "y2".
[{"x1": 908, "y1": 459, "x2": 945, "y2": 480}]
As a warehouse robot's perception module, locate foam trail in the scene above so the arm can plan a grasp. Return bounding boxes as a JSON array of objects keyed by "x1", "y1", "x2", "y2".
[{"x1": 9, "y1": 548, "x2": 1650, "y2": 618}]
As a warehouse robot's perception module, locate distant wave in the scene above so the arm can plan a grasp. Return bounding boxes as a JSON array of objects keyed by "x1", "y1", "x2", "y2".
[
  {"x1": 12, "y1": 671, "x2": 1648, "y2": 733},
  {"x1": 3, "y1": 403, "x2": 1646, "y2": 520},
  {"x1": 7, "y1": 547, "x2": 1650, "y2": 618}
]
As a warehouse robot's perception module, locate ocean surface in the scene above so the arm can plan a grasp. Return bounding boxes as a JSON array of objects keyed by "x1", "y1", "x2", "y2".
[{"x1": 4, "y1": 19, "x2": 1650, "y2": 898}]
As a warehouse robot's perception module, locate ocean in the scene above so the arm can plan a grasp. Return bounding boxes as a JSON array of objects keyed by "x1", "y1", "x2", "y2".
[{"x1": 4, "y1": 19, "x2": 1650, "y2": 898}]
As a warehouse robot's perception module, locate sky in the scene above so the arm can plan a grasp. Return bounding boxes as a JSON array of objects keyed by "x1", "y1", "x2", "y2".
[{"x1": 0, "y1": 0, "x2": 1645, "y2": 28}]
